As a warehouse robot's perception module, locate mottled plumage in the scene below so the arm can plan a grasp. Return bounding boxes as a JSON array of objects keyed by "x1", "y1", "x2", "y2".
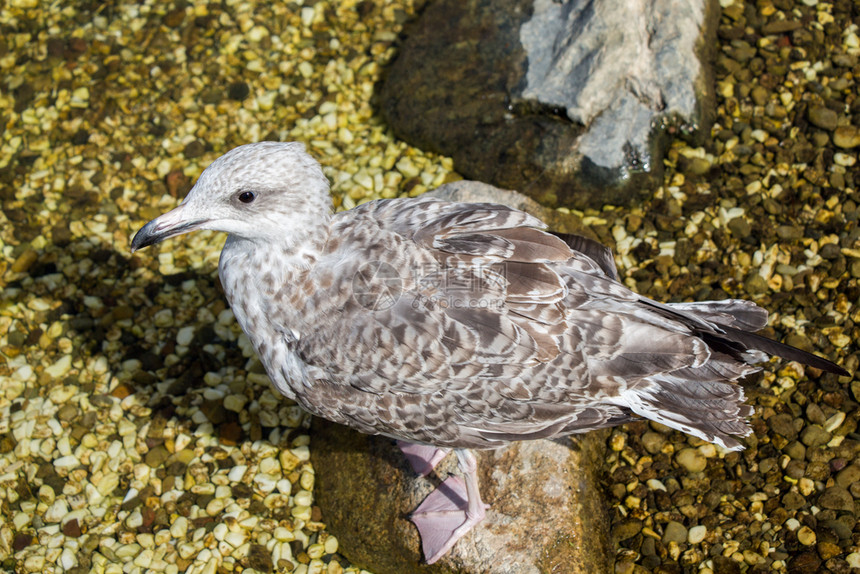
[{"x1": 132, "y1": 142, "x2": 847, "y2": 564}]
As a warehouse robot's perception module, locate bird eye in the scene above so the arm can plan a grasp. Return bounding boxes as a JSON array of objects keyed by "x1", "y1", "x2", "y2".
[{"x1": 238, "y1": 191, "x2": 256, "y2": 204}]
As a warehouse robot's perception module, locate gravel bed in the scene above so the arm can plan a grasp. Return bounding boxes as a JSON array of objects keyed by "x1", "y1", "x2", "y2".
[
  {"x1": 605, "y1": 0, "x2": 859, "y2": 571},
  {"x1": 0, "y1": 0, "x2": 857, "y2": 573}
]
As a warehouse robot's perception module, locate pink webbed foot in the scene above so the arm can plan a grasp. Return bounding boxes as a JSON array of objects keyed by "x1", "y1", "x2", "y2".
[
  {"x1": 397, "y1": 441, "x2": 450, "y2": 476},
  {"x1": 409, "y1": 449, "x2": 488, "y2": 564}
]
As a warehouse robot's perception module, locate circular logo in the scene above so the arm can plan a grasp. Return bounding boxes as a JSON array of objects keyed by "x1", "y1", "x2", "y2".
[{"x1": 352, "y1": 261, "x2": 403, "y2": 311}]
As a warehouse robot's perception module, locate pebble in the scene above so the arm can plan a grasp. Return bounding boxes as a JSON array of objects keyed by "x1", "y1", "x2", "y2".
[
  {"x1": 807, "y1": 105, "x2": 838, "y2": 130},
  {"x1": 675, "y1": 448, "x2": 707, "y2": 473},
  {"x1": 688, "y1": 525, "x2": 707, "y2": 544},
  {"x1": 818, "y1": 486, "x2": 854, "y2": 512},
  {"x1": 662, "y1": 521, "x2": 687, "y2": 543},
  {"x1": 833, "y1": 126, "x2": 860, "y2": 149},
  {"x1": 797, "y1": 526, "x2": 816, "y2": 546}
]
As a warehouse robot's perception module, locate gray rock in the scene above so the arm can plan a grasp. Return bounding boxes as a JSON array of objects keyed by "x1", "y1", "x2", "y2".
[
  {"x1": 310, "y1": 418, "x2": 612, "y2": 574},
  {"x1": 520, "y1": 0, "x2": 713, "y2": 180},
  {"x1": 381, "y1": 0, "x2": 719, "y2": 209}
]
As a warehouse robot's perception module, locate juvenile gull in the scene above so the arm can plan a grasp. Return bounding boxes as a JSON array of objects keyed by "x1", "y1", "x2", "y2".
[{"x1": 131, "y1": 142, "x2": 847, "y2": 564}]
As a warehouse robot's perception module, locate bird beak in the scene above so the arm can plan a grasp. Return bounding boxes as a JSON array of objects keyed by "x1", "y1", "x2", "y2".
[{"x1": 130, "y1": 202, "x2": 209, "y2": 252}]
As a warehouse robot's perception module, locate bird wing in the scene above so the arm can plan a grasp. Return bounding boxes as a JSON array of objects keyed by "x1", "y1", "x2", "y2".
[{"x1": 288, "y1": 197, "x2": 844, "y2": 448}]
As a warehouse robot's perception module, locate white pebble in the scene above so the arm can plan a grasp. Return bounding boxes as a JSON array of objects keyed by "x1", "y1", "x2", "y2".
[
  {"x1": 13, "y1": 512, "x2": 30, "y2": 530},
  {"x1": 253, "y1": 473, "x2": 278, "y2": 493},
  {"x1": 294, "y1": 490, "x2": 313, "y2": 507},
  {"x1": 48, "y1": 385, "x2": 76, "y2": 403},
  {"x1": 323, "y1": 536, "x2": 338, "y2": 554},
  {"x1": 45, "y1": 355, "x2": 72, "y2": 378},
  {"x1": 59, "y1": 548, "x2": 77, "y2": 570},
  {"x1": 225, "y1": 531, "x2": 246, "y2": 548},
  {"x1": 688, "y1": 525, "x2": 707, "y2": 544},
  {"x1": 259, "y1": 457, "x2": 280, "y2": 474},
  {"x1": 273, "y1": 526, "x2": 294, "y2": 541},
  {"x1": 53, "y1": 454, "x2": 79, "y2": 472},
  {"x1": 44, "y1": 499, "x2": 69, "y2": 523},
  {"x1": 227, "y1": 465, "x2": 247, "y2": 482},
  {"x1": 276, "y1": 479, "x2": 292, "y2": 495},
  {"x1": 126, "y1": 510, "x2": 143, "y2": 529},
  {"x1": 171, "y1": 516, "x2": 189, "y2": 538},
  {"x1": 176, "y1": 326, "x2": 195, "y2": 346},
  {"x1": 154, "y1": 309, "x2": 174, "y2": 327},
  {"x1": 395, "y1": 157, "x2": 420, "y2": 179},
  {"x1": 291, "y1": 445, "x2": 310, "y2": 462},
  {"x1": 834, "y1": 153, "x2": 856, "y2": 167},
  {"x1": 224, "y1": 394, "x2": 248, "y2": 412}
]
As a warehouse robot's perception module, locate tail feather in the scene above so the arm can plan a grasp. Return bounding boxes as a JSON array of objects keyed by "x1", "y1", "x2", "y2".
[
  {"x1": 641, "y1": 298, "x2": 847, "y2": 375},
  {"x1": 708, "y1": 325, "x2": 849, "y2": 376},
  {"x1": 620, "y1": 384, "x2": 752, "y2": 451},
  {"x1": 614, "y1": 295, "x2": 852, "y2": 451},
  {"x1": 667, "y1": 300, "x2": 768, "y2": 331}
]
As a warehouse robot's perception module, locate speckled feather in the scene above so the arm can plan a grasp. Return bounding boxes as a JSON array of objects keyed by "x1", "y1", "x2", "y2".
[{"x1": 142, "y1": 142, "x2": 845, "y2": 454}]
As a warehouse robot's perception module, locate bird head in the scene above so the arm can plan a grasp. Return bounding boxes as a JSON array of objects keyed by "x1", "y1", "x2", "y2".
[{"x1": 130, "y1": 141, "x2": 332, "y2": 252}]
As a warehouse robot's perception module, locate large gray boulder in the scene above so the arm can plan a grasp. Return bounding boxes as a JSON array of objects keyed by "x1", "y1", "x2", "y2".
[{"x1": 381, "y1": 0, "x2": 718, "y2": 209}]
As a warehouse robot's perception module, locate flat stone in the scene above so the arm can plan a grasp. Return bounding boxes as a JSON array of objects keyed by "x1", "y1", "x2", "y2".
[
  {"x1": 836, "y1": 464, "x2": 860, "y2": 489},
  {"x1": 311, "y1": 418, "x2": 611, "y2": 574},
  {"x1": 613, "y1": 519, "x2": 643, "y2": 542},
  {"x1": 761, "y1": 19, "x2": 802, "y2": 34},
  {"x1": 807, "y1": 105, "x2": 838, "y2": 131},
  {"x1": 818, "y1": 485, "x2": 854, "y2": 513}
]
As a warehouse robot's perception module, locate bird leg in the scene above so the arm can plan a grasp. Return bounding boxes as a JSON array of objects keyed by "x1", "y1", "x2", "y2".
[
  {"x1": 409, "y1": 448, "x2": 488, "y2": 564},
  {"x1": 397, "y1": 441, "x2": 450, "y2": 476}
]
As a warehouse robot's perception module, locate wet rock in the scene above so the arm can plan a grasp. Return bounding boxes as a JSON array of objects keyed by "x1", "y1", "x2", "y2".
[
  {"x1": 818, "y1": 486, "x2": 854, "y2": 513},
  {"x1": 381, "y1": 0, "x2": 719, "y2": 209},
  {"x1": 776, "y1": 225, "x2": 804, "y2": 241},
  {"x1": 613, "y1": 519, "x2": 643, "y2": 543},
  {"x1": 727, "y1": 216, "x2": 750, "y2": 238},
  {"x1": 781, "y1": 491, "x2": 806, "y2": 511},
  {"x1": 311, "y1": 418, "x2": 611, "y2": 574},
  {"x1": 808, "y1": 106, "x2": 838, "y2": 131},
  {"x1": 835, "y1": 464, "x2": 860, "y2": 489},
  {"x1": 768, "y1": 413, "x2": 798, "y2": 440},
  {"x1": 800, "y1": 425, "x2": 831, "y2": 448}
]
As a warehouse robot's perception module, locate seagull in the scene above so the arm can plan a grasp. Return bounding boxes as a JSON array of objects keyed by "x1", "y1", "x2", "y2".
[{"x1": 131, "y1": 142, "x2": 847, "y2": 564}]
